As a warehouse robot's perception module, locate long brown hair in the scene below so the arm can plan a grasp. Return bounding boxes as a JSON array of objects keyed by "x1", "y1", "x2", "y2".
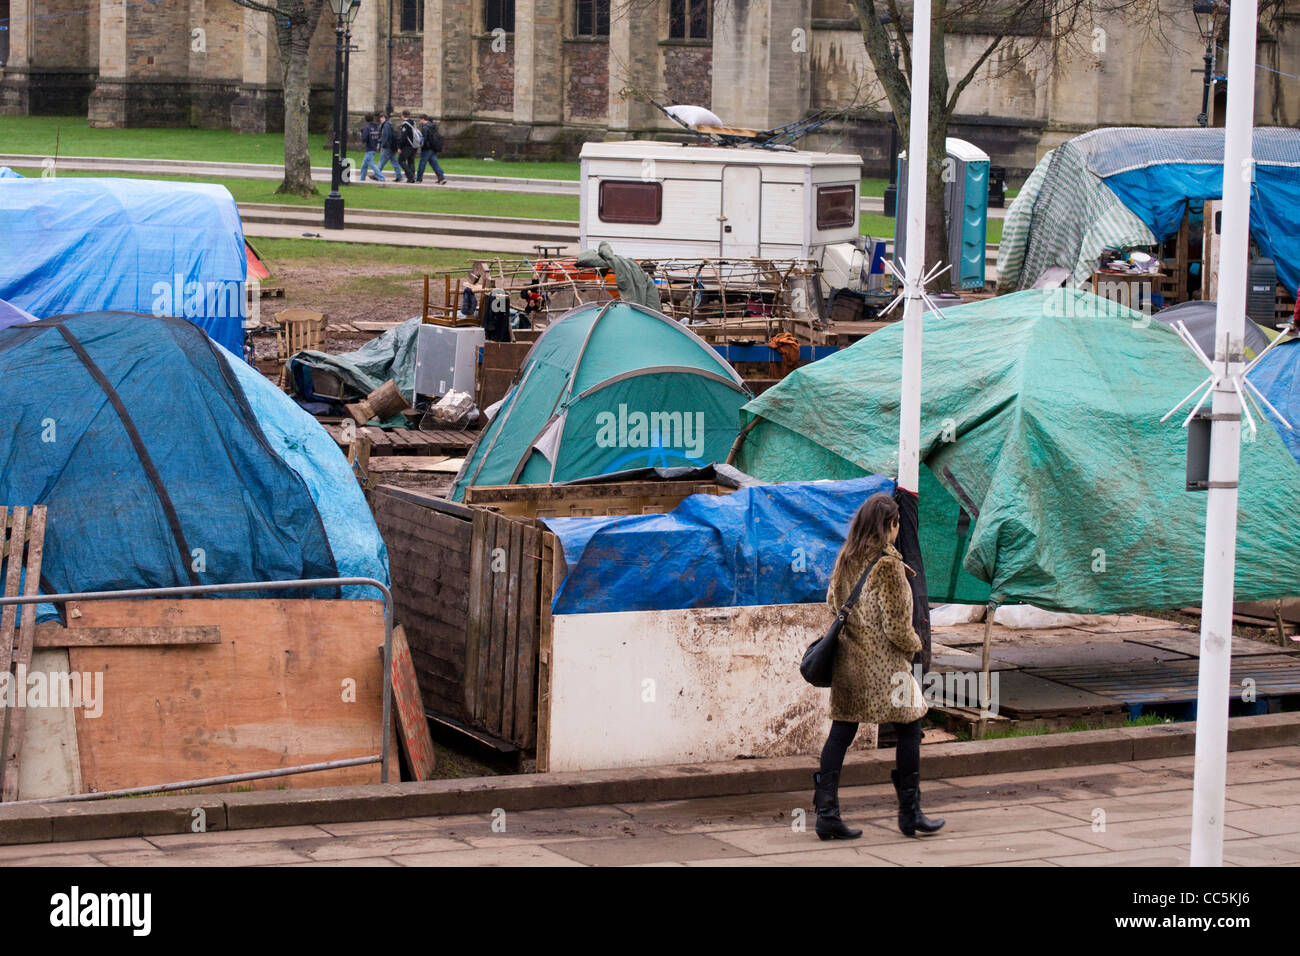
[{"x1": 838, "y1": 492, "x2": 899, "y2": 568}]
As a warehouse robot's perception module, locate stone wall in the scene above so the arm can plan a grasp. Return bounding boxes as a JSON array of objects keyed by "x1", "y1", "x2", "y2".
[
  {"x1": 391, "y1": 34, "x2": 423, "y2": 109},
  {"x1": 564, "y1": 39, "x2": 607, "y2": 122},
  {"x1": 475, "y1": 35, "x2": 513, "y2": 114},
  {"x1": 661, "y1": 43, "x2": 711, "y2": 107}
]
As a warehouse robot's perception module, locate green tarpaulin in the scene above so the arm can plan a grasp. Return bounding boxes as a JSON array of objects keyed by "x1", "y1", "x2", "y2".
[{"x1": 735, "y1": 288, "x2": 1300, "y2": 613}]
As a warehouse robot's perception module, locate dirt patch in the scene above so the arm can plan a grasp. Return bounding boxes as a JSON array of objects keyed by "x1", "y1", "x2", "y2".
[{"x1": 262, "y1": 262, "x2": 428, "y2": 329}]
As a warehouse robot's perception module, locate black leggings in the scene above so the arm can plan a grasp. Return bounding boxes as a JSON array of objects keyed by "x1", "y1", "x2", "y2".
[{"x1": 820, "y1": 719, "x2": 921, "y2": 777}]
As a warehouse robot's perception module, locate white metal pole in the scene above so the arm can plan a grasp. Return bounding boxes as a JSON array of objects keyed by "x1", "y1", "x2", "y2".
[
  {"x1": 1190, "y1": 0, "x2": 1257, "y2": 868},
  {"x1": 897, "y1": 0, "x2": 932, "y2": 494}
]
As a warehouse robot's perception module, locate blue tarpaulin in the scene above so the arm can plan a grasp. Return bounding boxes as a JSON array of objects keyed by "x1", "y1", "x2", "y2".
[
  {"x1": 541, "y1": 475, "x2": 895, "y2": 615},
  {"x1": 1250, "y1": 337, "x2": 1300, "y2": 466},
  {"x1": 0, "y1": 312, "x2": 388, "y2": 620},
  {"x1": 0, "y1": 177, "x2": 247, "y2": 353}
]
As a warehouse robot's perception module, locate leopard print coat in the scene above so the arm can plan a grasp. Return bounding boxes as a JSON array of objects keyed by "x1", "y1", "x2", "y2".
[{"x1": 827, "y1": 542, "x2": 927, "y2": 725}]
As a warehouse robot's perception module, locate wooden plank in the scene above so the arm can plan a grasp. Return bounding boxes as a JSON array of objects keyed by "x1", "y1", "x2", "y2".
[
  {"x1": 515, "y1": 523, "x2": 541, "y2": 749},
  {"x1": 1, "y1": 506, "x2": 41, "y2": 801},
  {"x1": 483, "y1": 513, "x2": 509, "y2": 736},
  {"x1": 0, "y1": 507, "x2": 26, "y2": 674},
  {"x1": 500, "y1": 518, "x2": 523, "y2": 741},
  {"x1": 367, "y1": 456, "x2": 453, "y2": 472},
  {"x1": 465, "y1": 509, "x2": 489, "y2": 725},
  {"x1": 67, "y1": 599, "x2": 385, "y2": 792},
  {"x1": 535, "y1": 532, "x2": 557, "y2": 773},
  {"x1": 387, "y1": 625, "x2": 437, "y2": 781},
  {"x1": 34, "y1": 624, "x2": 222, "y2": 648}
]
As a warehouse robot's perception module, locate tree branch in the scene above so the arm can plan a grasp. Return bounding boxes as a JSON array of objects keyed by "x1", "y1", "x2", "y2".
[
  {"x1": 947, "y1": 30, "x2": 1005, "y2": 116},
  {"x1": 229, "y1": 0, "x2": 283, "y2": 17},
  {"x1": 852, "y1": 0, "x2": 912, "y2": 140}
]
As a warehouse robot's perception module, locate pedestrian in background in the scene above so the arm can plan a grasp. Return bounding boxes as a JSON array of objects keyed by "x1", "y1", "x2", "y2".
[
  {"x1": 812, "y1": 492, "x2": 945, "y2": 841},
  {"x1": 416, "y1": 114, "x2": 448, "y2": 184},
  {"x1": 397, "y1": 110, "x2": 419, "y2": 184},
  {"x1": 377, "y1": 112, "x2": 403, "y2": 182},
  {"x1": 358, "y1": 113, "x2": 382, "y2": 182}
]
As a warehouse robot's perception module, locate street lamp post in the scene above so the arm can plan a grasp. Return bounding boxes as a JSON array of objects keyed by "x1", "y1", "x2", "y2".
[
  {"x1": 1193, "y1": 1, "x2": 1223, "y2": 127},
  {"x1": 324, "y1": 0, "x2": 362, "y2": 230},
  {"x1": 881, "y1": 14, "x2": 901, "y2": 218}
]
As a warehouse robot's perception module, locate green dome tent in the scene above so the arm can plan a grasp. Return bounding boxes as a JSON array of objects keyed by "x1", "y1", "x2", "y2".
[
  {"x1": 452, "y1": 301, "x2": 751, "y2": 500},
  {"x1": 733, "y1": 288, "x2": 1300, "y2": 614}
]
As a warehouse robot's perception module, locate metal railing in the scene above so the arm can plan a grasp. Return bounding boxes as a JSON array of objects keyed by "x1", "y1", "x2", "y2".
[{"x1": 0, "y1": 576, "x2": 393, "y2": 804}]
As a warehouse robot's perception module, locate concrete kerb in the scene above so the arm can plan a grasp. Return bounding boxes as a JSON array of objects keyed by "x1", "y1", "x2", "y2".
[{"x1": 3, "y1": 712, "x2": 1297, "y2": 846}]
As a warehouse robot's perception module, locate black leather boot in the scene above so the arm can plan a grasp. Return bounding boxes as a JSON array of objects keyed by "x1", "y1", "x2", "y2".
[
  {"x1": 813, "y1": 770, "x2": 862, "y2": 841},
  {"x1": 891, "y1": 769, "x2": 945, "y2": 837}
]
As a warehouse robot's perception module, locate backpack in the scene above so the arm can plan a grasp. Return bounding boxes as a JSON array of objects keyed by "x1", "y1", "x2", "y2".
[
  {"x1": 427, "y1": 124, "x2": 444, "y2": 154},
  {"x1": 402, "y1": 120, "x2": 422, "y2": 150}
]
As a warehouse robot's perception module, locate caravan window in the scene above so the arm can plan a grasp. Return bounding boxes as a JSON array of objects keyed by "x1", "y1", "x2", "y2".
[
  {"x1": 816, "y1": 185, "x2": 856, "y2": 229},
  {"x1": 598, "y1": 180, "x2": 662, "y2": 224}
]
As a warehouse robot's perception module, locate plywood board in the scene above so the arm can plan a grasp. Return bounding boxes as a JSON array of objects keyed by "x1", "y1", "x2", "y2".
[
  {"x1": 388, "y1": 625, "x2": 436, "y2": 781},
  {"x1": 67, "y1": 599, "x2": 386, "y2": 793}
]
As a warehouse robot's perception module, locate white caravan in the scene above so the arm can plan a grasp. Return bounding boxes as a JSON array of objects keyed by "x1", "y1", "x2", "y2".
[{"x1": 578, "y1": 140, "x2": 863, "y2": 263}]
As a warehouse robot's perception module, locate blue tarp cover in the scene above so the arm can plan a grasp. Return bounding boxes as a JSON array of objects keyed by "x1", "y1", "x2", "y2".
[
  {"x1": 1078, "y1": 127, "x2": 1300, "y2": 294},
  {"x1": 0, "y1": 178, "x2": 247, "y2": 353},
  {"x1": 1250, "y1": 337, "x2": 1300, "y2": 466},
  {"x1": 541, "y1": 475, "x2": 894, "y2": 615},
  {"x1": 0, "y1": 312, "x2": 388, "y2": 619}
]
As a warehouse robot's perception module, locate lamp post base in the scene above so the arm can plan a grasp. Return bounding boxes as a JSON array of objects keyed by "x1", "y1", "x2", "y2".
[{"x1": 324, "y1": 193, "x2": 345, "y2": 230}]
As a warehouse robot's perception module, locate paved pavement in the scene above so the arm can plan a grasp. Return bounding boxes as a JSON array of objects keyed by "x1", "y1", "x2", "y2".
[{"x1": 4, "y1": 745, "x2": 1297, "y2": 867}]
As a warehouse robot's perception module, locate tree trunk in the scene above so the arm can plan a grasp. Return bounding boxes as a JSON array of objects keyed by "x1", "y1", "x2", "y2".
[
  {"x1": 925, "y1": 113, "x2": 950, "y2": 293},
  {"x1": 924, "y1": 0, "x2": 951, "y2": 293},
  {"x1": 277, "y1": 22, "x2": 318, "y2": 197}
]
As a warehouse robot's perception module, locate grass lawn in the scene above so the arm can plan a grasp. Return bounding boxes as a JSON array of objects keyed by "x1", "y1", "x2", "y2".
[
  {"x1": 0, "y1": 115, "x2": 579, "y2": 179},
  {"x1": 7, "y1": 166, "x2": 580, "y2": 220},
  {"x1": 249, "y1": 236, "x2": 499, "y2": 269},
  {"x1": 861, "y1": 210, "x2": 1004, "y2": 244}
]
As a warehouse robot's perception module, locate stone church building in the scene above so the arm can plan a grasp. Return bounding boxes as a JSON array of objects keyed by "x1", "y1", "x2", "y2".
[{"x1": 2, "y1": 0, "x2": 1298, "y2": 175}]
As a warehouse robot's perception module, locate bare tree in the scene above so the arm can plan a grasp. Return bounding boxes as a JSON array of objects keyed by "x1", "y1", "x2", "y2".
[
  {"x1": 852, "y1": 0, "x2": 1198, "y2": 290},
  {"x1": 230, "y1": 0, "x2": 330, "y2": 196}
]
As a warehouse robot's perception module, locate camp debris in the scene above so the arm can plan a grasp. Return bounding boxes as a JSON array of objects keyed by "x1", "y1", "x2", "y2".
[
  {"x1": 451, "y1": 300, "x2": 752, "y2": 500},
  {"x1": 733, "y1": 287, "x2": 1300, "y2": 615}
]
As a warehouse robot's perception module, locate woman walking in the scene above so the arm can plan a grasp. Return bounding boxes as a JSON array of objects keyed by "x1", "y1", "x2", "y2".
[{"x1": 813, "y1": 492, "x2": 945, "y2": 840}]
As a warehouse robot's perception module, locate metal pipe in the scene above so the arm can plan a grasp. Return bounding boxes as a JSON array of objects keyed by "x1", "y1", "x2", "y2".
[
  {"x1": 0, "y1": 576, "x2": 394, "y2": 787},
  {"x1": 896, "y1": 0, "x2": 932, "y2": 495},
  {"x1": 11, "y1": 756, "x2": 382, "y2": 805},
  {"x1": 1190, "y1": 0, "x2": 1257, "y2": 868}
]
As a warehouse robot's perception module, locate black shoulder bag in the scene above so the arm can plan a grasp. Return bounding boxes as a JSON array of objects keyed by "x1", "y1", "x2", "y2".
[{"x1": 800, "y1": 555, "x2": 882, "y2": 688}]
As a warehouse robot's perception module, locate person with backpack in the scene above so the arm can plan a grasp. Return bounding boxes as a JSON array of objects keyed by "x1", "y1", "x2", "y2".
[
  {"x1": 415, "y1": 114, "x2": 448, "y2": 184},
  {"x1": 376, "y1": 112, "x2": 403, "y2": 182},
  {"x1": 397, "y1": 110, "x2": 420, "y2": 184},
  {"x1": 358, "y1": 114, "x2": 383, "y2": 182}
]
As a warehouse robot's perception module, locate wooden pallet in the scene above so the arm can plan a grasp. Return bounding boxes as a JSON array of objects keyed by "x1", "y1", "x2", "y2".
[
  {"x1": 323, "y1": 423, "x2": 479, "y2": 456},
  {"x1": 1026, "y1": 654, "x2": 1300, "y2": 713},
  {"x1": 0, "y1": 505, "x2": 47, "y2": 802}
]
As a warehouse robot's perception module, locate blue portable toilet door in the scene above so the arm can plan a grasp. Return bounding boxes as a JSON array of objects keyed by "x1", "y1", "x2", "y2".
[{"x1": 946, "y1": 138, "x2": 989, "y2": 290}]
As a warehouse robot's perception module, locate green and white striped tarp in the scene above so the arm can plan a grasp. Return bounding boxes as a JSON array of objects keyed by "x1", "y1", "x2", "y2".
[{"x1": 997, "y1": 140, "x2": 1154, "y2": 293}]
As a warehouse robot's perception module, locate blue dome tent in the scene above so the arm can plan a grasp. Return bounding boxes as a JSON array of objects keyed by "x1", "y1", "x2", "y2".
[{"x1": 0, "y1": 312, "x2": 387, "y2": 615}]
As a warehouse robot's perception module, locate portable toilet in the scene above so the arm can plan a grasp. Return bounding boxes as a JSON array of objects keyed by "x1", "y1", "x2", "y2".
[{"x1": 895, "y1": 138, "x2": 990, "y2": 290}]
